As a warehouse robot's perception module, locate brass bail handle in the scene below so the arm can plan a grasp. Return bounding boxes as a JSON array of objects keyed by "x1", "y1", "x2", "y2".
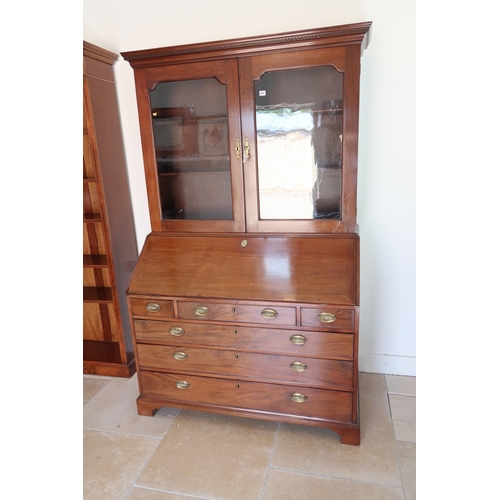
[{"x1": 243, "y1": 137, "x2": 251, "y2": 161}]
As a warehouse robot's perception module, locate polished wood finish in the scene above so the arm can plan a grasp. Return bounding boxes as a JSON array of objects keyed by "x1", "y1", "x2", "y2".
[
  {"x1": 123, "y1": 23, "x2": 370, "y2": 444},
  {"x1": 83, "y1": 40, "x2": 138, "y2": 377},
  {"x1": 127, "y1": 233, "x2": 360, "y2": 443}
]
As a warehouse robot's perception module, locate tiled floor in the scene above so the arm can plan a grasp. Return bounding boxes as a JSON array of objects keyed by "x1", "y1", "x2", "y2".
[{"x1": 83, "y1": 372, "x2": 416, "y2": 500}]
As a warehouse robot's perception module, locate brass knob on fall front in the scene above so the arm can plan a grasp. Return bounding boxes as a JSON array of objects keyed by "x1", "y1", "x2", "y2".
[
  {"x1": 261, "y1": 308, "x2": 278, "y2": 319},
  {"x1": 145, "y1": 302, "x2": 161, "y2": 313},
  {"x1": 290, "y1": 393, "x2": 308, "y2": 403},
  {"x1": 194, "y1": 306, "x2": 210, "y2": 317},
  {"x1": 290, "y1": 335, "x2": 307, "y2": 345},
  {"x1": 172, "y1": 352, "x2": 188, "y2": 361},
  {"x1": 318, "y1": 312, "x2": 336, "y2": 323},
  {"x1": 175, "y1": 380, "x2": 190, "y2": 390},
  {"x1": 169, "y1": 327, "x2": 185, "y2": 337}
]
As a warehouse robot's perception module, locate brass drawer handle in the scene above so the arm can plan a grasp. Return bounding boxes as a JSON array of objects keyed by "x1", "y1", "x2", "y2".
[
  {"x1": 172, "y1": 351, "x2": 188, "y2": 361},
  {"x1": 290, "y1": 335, "x2": 307, "y2": 345},
  {"x1": 175, "y1": 380, "x2": 190, "y2": 390},
  {"x1": 261, "y1": 308, "x2": 278, "y2": 319},
  {"x1": 318, "y1": 312, "x2": 336, "y2": 323},
  {"x1": 194, "y1": 306, "x2": 210, "y2": 317},
  {"x1": 290, "y1": 392, "x2": 307, "y2": 403},
  {"x1": 169, "y1": 327, "x2": 185, "y2": 337},
  {"x1": 145, "y1": 302, "x2": 161, "y2": 313},
  {"x1": 290, "y1": 361, "x2": 307, "y2": 372}
]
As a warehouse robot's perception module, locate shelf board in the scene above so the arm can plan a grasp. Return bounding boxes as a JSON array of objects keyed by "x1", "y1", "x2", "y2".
[
  {"x1": 83, "y1": 255, "x2": 109, "y2": 268},
  {"x1": 83, "y1": 213, "x2": 102, "y2": 222},
  {"x1": 83, "y1": 286, "x2": 113, "y2": 303}
]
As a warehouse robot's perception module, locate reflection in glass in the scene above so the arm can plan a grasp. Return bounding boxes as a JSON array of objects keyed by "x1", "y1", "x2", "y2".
[
  {"x1": 255, "y1": 66, "x2": 343, "y2": 220},
  {"x1": 149, "y1": 78, "x2": 232, "y2": 220}
]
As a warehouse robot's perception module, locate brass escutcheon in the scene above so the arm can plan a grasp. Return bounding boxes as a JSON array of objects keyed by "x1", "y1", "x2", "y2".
[
  {"x1": 145, "y1": 302, "x2": 161, "y2": 313},
  {"x1": 290, "y1": 361, "x2": 307, "y2": 372},
  {"x1": 318, "y1": 312, "x2": 336, "y2": 323},
  {"x1": 290, "y1": 392, "x2": 308, "y2": 403},
  {"x1": 241, "y1": 239, "x2": 248, "y2": 247},
  {"x1": 169, "y1": 327, "x2": 185, "y2": 337},
  {"x1": 194, "y1": 306, "x2": 210, "y2": 317},
  {"x1": 261, "y1": 308, "x2": 278, "y2": 319},
  {"x1": 172, "y1": 351, "x2": 188, "y2": 361},
  {"x1": 235, "y1": 138, "x2": 241, "y2": 160},
  {"x1": 175, "y1": 380, "x2": 190, "y2": 390},
  {"x1": 290, "y1": 335, "x2": 307, "y2": 345}
]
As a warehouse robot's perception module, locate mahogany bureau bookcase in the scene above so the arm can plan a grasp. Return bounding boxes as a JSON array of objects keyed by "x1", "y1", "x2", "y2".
[{"x1": 122, "y1": 22, "x2": 371, "y2": 445}]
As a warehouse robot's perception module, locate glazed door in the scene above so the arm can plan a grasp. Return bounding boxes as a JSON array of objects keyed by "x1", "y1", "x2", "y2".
[
  {"x1": 134, "y1": 59, "x2": 245, "y2": 232},
  {"x1": 239, "y1": 46, "x2": 361, "y2": 233}
]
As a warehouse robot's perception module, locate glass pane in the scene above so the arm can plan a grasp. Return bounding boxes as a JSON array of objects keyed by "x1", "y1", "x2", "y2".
[
  {"x1": 149, "y1": 78, "x2": 232, "y2": 220},
  {"x1": 255, "y1": 66, "x2": 343, "y2": 220}
]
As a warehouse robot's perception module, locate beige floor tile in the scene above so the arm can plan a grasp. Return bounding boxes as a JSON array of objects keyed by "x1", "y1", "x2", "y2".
[
  {"x1": 83, "y1": 429, "x2": 159, "y2": 500},
  {"x1": 136, "y1": 410, "x2": 279, "y2": 500},
  {"x1": 389, "y1": 394, "x2": 416, "y2": 421},
  {"x1": 83, "y1": 374, "x2": 179, "y2": 438},
  {"x1": 386, "y1": 375, "x2": 416, "y2": 396},
  {"x1": 397, "y1": 441, "x2": 416, "y2": 500},
  {"x1": 393, "y1": 419, "x2": 416, "y2": 442},
  {"x1": 127, "y1": 487, "x2": 205, "y2": 499},
  {"x1": 271, "y1": 373, "x2": 401, "y2": 487},
  {"x1": 84, "y1": 377, "x2": 112, "y2": 406},
  {"x1": 263, "y1": 468, "x2": 404, "y2": 500}
]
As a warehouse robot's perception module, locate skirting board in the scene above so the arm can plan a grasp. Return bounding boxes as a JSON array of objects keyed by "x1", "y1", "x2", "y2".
[{"x1": 359, "y1": 352, "x2": 416, "y2": 376}]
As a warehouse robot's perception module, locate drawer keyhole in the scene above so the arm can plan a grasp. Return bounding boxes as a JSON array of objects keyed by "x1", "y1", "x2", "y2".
[
  {"x1": 232, "y1": 307, "x2": 237, "y2": 313},
  {"x1": 236, "y1": 354, "x2": 239, "y2": 359}
]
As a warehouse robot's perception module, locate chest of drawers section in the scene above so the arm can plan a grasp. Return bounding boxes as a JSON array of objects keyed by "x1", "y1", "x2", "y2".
[{"x1": 128, "y1": 295, "x2": 360, "y2": 444}]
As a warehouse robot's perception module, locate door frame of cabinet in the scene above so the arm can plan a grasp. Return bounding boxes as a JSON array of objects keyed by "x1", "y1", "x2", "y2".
[{"x1": 132, "y1": 59, "x2": 246, "y2": 233}]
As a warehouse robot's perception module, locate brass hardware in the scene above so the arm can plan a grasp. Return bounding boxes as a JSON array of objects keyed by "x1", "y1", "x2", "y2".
[
  {"x1": 318, "y1": 312, "x2": 337, "y2": 323},
  {"x1": 169, "y1": 326, "x2": 185, "y2": 337},
  {"x1": 243, "y1": 137, "x2": 251, "y2": 160},
  {"x1": 290, "y1": 361, "x2": 307, "y2": 372},
  {"x1": 194, "y1": 306, "x2": 210, "y2": 317},
  {"x1": 145, "y1": 302, "x2": 161, "y2": 313},
  {"x1": 290, "y1": 392, "x2": 307, "y2": 403},
  {"x1": 172, "y1": 351, "x2": 188, "y2": 361},
  {"x1": 290, "y1": 335, "x2": 307, "y2": 345},
  {"x1": 152, "y1": 110, "x2": 158, "y2": 117},
  {"x1": 261, "y1": 308, "x2": 278, "y2": 319},
  {"x1": 241, "y1": 239, "x2": 248, "y2": 247},
  {"x1": 235, "y1": 138, "x2": 241, "y2": 159},
  {"x1": 175, "y1": 380, "x2": 190, "y2": 390}
]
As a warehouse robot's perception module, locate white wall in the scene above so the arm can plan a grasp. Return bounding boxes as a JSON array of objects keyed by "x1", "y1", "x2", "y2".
[{"x1": 83, "y1": 0, "x2": 416, "y2": 375}]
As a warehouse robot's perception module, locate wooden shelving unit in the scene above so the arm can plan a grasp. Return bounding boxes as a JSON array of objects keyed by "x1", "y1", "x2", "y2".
[{"x1": 83, "y1": 40, "x2": 138, "y2": 377}]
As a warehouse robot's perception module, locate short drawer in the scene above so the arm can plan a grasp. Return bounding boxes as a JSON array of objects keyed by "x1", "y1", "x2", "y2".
[
  {"x1": 301, "y1": 307, "x2": 355, "y2": 330},
  {"x1": 133, "y1": 320, "x2": 354, "y2": 358},
  {"x1": 136, "y1": 344, "x2": 353, "y2": 390},
  {"x1": 141, "y1": 370, "x2": 353, "y2": 423},
  {"x1": 129, "y1": 298, "x2": 174, "y2": 319},
  {"x1": 178, "y1": 301, "x2": 296, "y2": 326}
]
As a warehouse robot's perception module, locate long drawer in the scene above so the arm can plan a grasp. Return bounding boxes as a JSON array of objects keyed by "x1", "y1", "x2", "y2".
[
  {"x1": 178, "y1": 301, "x2": 296, "y2": 326},
  {"x1": 141, "y1": 370, "x2": 353, "y2": 422},
  {"x1": 136, "y1": 344, "x2": 353, "y2": 389},
  {"x1": 133, "y1": 320, "x2": 354, "y2": 358}
]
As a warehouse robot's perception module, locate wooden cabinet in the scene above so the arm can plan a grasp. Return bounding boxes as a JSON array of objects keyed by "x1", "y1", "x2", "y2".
[
  {"x1": 123, "y1": 22, "x2": 371, "y2": 443},
  {"x1": 83, "y1": 41, "x2": 138, "y2": 377}
]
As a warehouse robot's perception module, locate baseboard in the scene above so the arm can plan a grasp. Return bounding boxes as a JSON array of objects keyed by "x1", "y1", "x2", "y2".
[{"x1": 359, "y1": 352, "x2": 416, "y2": 376}]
